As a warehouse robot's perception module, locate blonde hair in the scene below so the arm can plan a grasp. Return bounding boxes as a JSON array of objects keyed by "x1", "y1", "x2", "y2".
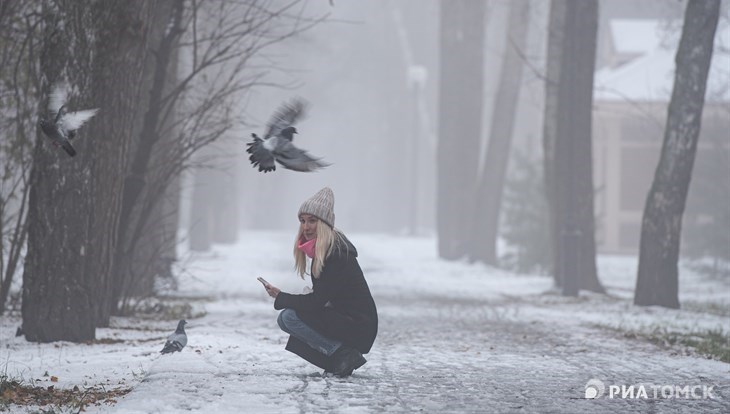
[{"x1": 293, "y1": 218, "x2": 346, "y2": 279}]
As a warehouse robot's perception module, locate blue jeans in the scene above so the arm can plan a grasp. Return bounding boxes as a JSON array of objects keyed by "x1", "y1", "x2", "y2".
[{"x1": 277, "y1": 309, "x2": 343, "y2": 356}]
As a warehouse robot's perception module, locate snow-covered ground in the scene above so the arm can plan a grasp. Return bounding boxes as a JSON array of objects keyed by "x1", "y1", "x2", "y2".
[{"x1": 1, "y1": 231, "x2": 729, "y2": 413}]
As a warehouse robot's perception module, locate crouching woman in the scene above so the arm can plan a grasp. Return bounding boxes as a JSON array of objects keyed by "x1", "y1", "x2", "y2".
[{"x1": 263, "y1": 187, "x2": 378, "y2": 377}]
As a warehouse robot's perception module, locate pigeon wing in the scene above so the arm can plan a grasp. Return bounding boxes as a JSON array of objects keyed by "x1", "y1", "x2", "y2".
[
  {"x1": 246, "y1": 135, "x2": 277, "y2": 172},
  {"x1": 263, "y1": 98, "x2": 307, "y2": 139},
  {"x1": 273, "y1": 141, "x2": 329, "y2": 172},
  {"x1": 60, "y1": 109, "x2": 99, "y2": 132},
  {"x1": 48, "y1": 83, "x2": 68, "y2": 115}
]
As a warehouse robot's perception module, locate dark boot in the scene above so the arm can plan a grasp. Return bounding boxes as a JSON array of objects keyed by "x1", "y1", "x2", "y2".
[{"x1": 330, "y1": 346, "x2": 367, "y2": 377}]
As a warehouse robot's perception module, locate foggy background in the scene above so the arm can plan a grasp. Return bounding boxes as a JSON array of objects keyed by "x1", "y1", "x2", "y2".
[
  {"x1": 183, "y1": 0, "x2": 725, "y2": 251},
  {"x1": 1, "y1": 0, "x2": 728, "y2": 338}
]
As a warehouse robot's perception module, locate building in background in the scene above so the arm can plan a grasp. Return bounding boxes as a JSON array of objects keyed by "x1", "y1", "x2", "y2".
[{"x1": 592, "y1": 19, "x2": 730, "y2": 254}]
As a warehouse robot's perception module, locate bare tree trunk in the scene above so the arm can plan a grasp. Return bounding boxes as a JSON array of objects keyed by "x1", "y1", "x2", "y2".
[
  {"x1": 189, "y1": 163, "x2": 214, "y2": 252},
  {"x1": 111, "y1": 0, "x2": 182, "y2": 311},
  {"x1": 469, "y1": 0, "x2": 530, "y2": 265},
  {"x1": 553, "y1": 0, "x2": 604, "y2": 295},
  {"x1": 88, "y1": 0, "x2": 154, "y2": 326},
  {"x1": 571, "y1": 0, "x2": 603, "y2": 294},
  {"x1": 22, "y1": 3, "x2": 97, "y2": 342},
  {"x1": 22, "y1": 0, "x2": 153, "y2": 340},
  {"x1": 150, "y1": 32, "x2": 183, "y2": 286},
  {"x1": 212, "y1": 177, "x2": 240, "y2": 244},
  {"x1": 437, "y1": 0, "x2": 485, "y2": 260},
  {"x1": 116, "y1": 0, "x2": 183, "y2": 246},
  {"x1": 159, "y1": 170, "x2": 182, "y2": 279},
  {"x1": 151, "y1": 45, "x2": 184, "y2": 286},
  {"x1": 211, "y1": 146, "x2": 240, "y2": 245},
  {"x1": 189, "y1": 161, "x2": 239, "y2": 250},
  {"x1": 635, "y1": 0, "x2": 719, "y2": 309},
  {"x1": 543, "y1": 0, "x2": 565, "y2": 287}
]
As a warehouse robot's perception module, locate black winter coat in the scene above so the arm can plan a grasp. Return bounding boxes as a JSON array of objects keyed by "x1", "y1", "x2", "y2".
[{"x1": 274, "y1": 236, "x2": 378, "y2": 370}]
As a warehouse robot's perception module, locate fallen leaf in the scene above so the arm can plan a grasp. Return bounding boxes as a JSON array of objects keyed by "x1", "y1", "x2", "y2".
[{"x1": 50, "y1": 376, "x2": 58, "y2": 382}]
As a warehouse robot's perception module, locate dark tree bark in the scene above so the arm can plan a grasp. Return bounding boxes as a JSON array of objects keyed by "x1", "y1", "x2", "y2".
[
  {"x1": 437, "y1": 0, "x2": 485, "y2": 260},
  {"x1": 635, "y1": 0, "x2": 720, "y2": 309},
  {"x1": 138, "y1": 47, "x2": 184, "y2": 290},
  {"x1": 553, "y1": 0, "x2": 604, "y2": 295},
  {"x1": 22, "y1": 3, "x2": 98, "y2": 342},
  {"x1": 22, "y1": 0, "x2": 154, "y2": 341},
  {"x1": 87, "y1": 0, "x2": 155, "y2": 326},
  {"x1": 469, "y1": 0, "x2": 530, "y2": 265}
]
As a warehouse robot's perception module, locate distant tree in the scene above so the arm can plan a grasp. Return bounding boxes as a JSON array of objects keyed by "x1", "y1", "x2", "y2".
[
  {"x1": 0, "y1": 0, "x2": 39, "y2": 315},
  {"x1": 188, "y1": 148, "x2": 240, "y2": 253},
  {"x1": 437, "y1": 0, "x2": 485, "y2": 260},
  {"x1": 635, "y1": 0, "x2": 721, "y2": 309},
  {"x1": 500, "y1": 150, "x2": 552, "y2": 274},
  {"x1": 549, "y1": 0, "x2": 604, "y2": 295},
  {"x1": 111, "y1": 0, "x2": 184, "y2": 314},
  {"x1": 542, "y1": 0, "x2": 565, "y2": 286},
  {"x1": 189, "y1": 165, "x2": 215, "y2": 252},
  {"x1": 469, "y1": 0, "x2": 530, "y2": 265}
]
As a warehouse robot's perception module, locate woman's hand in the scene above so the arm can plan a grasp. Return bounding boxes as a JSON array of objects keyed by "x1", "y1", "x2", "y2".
[{"x1": 264, "y1": 284, "x2": 280, "y2": 299}]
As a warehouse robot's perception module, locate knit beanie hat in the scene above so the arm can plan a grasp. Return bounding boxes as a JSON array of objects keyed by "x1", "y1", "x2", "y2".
[{"x1": 298, "y1": 187, "x2": 335, "y2": 228}]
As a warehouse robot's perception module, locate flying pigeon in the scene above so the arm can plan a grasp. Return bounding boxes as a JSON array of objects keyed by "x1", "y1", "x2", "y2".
[
  {"x1": 38, "y1": 82, "x2": 99, "y2": 157},
  {"x1": 160, "y1": 319, "x2": 187, "y2": 354},
  {"x1": 246, "y1": 98, "x2": 329, "y2": 173}
]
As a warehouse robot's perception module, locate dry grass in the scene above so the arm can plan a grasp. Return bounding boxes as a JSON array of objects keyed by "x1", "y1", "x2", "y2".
[{"x1": 1, "y1": 375, "x2": 131, "y2": 412}]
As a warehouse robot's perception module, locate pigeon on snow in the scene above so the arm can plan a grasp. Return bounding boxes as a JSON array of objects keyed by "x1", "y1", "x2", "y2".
[
  {"x1": 160, "y1": 319, "x2": 187, "y2": 354},
  {"x1": 38, "y1": 82, "x2": 99, "y2": 157},
  {"x1": 246, "y1": 98, "x2": 329, "y2": 173}
]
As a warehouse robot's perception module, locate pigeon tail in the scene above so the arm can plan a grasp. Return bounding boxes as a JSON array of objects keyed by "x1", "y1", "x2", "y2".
[
  {"x1": 61, "y1": 141, "x2": 77, "y2": 157},
  {"x1": 273, "y1": 141, "x2": 329, "y2": 172},
  {"x1": 160, "y1": 340, "x2": 185, "y2": 354},
  {"x1": 276, "y1": 154, "x2": 329, "y2": 172},
  {"x1": 246, "y1": 136, "x2": 276, "y2": 172}
]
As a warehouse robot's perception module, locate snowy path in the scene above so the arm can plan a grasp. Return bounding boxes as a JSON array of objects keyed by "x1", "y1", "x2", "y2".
[
  {"x1": 109, "y1": 295, "x2": 728, "y2": 413},
  {"x1": 2, "y1": 232, "x2": 729, "y2": 413}
]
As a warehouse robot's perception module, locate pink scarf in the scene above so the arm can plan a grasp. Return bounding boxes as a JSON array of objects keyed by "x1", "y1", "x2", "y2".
[{"x1": 298, "y1": 237, "x2": 316, "y2": 259}]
